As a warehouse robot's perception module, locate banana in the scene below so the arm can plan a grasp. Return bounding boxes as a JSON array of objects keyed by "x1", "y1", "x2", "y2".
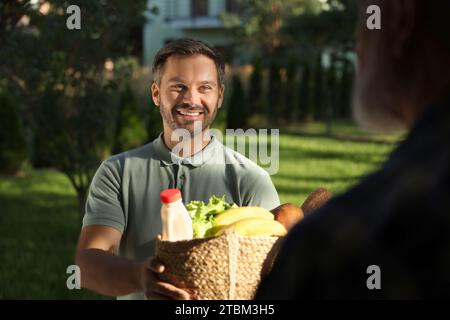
[
  {"x1": 216, "y1": 218, "x2": 287, "y2": 237},
  {"x1": 214, "y1": 206, "x2": 274, "y2": 229}
]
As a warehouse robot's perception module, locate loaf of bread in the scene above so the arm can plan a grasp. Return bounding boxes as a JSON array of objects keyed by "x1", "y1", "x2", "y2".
[
  {"x1": 271, "y1": 203, "x2": 304, "y2": 231},
  {"x1": 301, "y1": 188, "x2": 333, "y2": 216}
]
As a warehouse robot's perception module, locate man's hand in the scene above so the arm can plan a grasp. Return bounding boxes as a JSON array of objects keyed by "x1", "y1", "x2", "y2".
[
  {"x1": 140, "y1": 257, "x2": 191, "y2": 300},
  {"x1": 76, "y1": 226, "x2": 190, "y2": 299}
]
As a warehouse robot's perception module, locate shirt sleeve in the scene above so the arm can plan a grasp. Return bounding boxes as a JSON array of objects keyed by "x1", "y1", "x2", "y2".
[
  {"x1": 242, "y1": 170, "x2": 281, "y2": 211},
  {"x1": 82, "y1": 159, "x2": 126, "y2": 234}
]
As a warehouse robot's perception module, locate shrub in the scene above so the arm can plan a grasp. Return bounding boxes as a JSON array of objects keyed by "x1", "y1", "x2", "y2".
[
  {"x1": 226, "y1": 75, "x2": 248, "y2": 130},
  {"x1": 0, "y1": 90, "x2": 27, "y2": 175},
  {"x1": 146, "y1": 93, "x2": 163, "y2": 142},
  {"x1": 112, "y1": 84, "x2": 148, "y2": 154}
]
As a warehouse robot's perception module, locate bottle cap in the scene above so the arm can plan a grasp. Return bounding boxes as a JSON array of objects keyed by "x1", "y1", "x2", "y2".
[{"x1": 160, "y1": 189, "x2": 182, "y2": 203}]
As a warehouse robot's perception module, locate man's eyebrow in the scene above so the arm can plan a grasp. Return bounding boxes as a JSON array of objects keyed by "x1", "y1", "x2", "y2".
[
  {"x1": 167, "y1": 78, "x2": 217, "y2": 87},
  {"x1": 198, "y1": 80, "x2": 217, "y2": 87},
  {"x1": 167, "y1": 77, "x2": 187, "y2": 83}
]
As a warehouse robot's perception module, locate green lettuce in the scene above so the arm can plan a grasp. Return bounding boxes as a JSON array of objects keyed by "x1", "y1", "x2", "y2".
[{"x1": 186, "y1": 195, "x2": 237, "y2": 238}]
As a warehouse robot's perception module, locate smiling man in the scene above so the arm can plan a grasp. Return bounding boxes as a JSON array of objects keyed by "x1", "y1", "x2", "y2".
[{"x1": 75, "y1": 38, "x2": 280, "y2": 300}]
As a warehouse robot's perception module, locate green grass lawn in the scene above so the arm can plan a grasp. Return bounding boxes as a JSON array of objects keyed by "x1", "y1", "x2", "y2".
[
  {"x1": 0, "y1": 170, "x2": 107, "y2": 299},
  {"x1": 284, "y1": 119, "x2": 406, "y2": 144},
  {"x1": 0, "y1": 132, "x2": 398, "y2": 299},
  {"x1": 273, "y1": 133, "x2": 395, "y2": 204}
]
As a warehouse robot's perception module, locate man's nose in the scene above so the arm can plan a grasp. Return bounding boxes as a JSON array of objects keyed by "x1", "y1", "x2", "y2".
[{"x1": 182, "y1": 88, "x2": 202, "y2": 106}]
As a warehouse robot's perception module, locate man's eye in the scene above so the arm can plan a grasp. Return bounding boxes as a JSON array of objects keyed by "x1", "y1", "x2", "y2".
[
  {"x1": 199, "y1": 86, "x2": 212, "y2": 92},
  {"x1": 172, "y1": 85, "x2": 186, "y2": 92}
]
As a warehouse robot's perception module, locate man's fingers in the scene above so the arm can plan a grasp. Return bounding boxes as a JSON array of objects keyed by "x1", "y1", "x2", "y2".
[
  {"x1": 147, "y1": 257, "x2": 164, "y2": 273},
  {"x1": 143, "y1": 258, "x2": 190, "y2": 300},
  {"x1": 154, "y1": 281, "x2": 191, "y2": 300}
]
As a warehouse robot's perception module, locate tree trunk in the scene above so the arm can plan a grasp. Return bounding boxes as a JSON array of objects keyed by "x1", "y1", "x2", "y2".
[
  {"x1": 65, "y1": 171, "x2": 89, "y2": 220},
  {"x1": 77, "y1": 187, "x2": 88, "y2": 220},
  {"x1": 326, "y1": 94, "x2": 333, "y2": 137}
]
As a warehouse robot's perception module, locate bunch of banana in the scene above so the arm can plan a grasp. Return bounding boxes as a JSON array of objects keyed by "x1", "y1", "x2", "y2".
[{"x1": 211, "y1": 207, "x2": 287, "y2": 237}]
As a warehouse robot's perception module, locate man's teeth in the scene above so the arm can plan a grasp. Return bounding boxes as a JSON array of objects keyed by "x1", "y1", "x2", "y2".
[{"x1": 179, "y1": 111, "x2": 201, "y2": 116}]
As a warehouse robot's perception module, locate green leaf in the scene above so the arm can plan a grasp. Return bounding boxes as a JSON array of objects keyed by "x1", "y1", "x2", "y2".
[{"x1": 186, "y1": 195, "x2": 237, "y2": 238}]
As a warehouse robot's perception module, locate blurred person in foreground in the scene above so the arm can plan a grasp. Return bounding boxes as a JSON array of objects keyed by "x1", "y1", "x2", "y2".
[
  {"x1": 75, "y1": 39, "x2": 279, "y2": 300},
  {"x1": 256, "y1": 0, "x2": 450, "y2": 299}
]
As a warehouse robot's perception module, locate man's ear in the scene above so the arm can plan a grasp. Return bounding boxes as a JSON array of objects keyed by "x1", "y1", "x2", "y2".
[
  {"x1": 218, "y1": 84, "x2": 225, "y2": 108},
  {"x1": 151, "y1": 82, "x2": 160, "y2": 107}
]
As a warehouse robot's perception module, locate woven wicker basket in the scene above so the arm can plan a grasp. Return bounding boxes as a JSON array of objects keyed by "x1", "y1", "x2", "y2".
[{"x1": 155, "y1": 231, "x2": 283, "y2": 300}]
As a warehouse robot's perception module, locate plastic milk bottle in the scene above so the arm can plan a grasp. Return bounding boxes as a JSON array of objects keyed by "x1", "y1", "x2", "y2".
[{"x1": 160, "y1": 189, "x2": 193, "y2": 241}]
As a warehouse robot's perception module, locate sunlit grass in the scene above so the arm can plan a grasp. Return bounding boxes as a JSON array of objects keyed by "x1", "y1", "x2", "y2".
[
  {"x1": 0, "y1": 170, "x2": 107, "y2": 299},
  {"x1": 285, "y1": 119, "x2": 406, "y2": 143},
  {"x1": 273, "y1": 134, "x2": 394, "y2": 204}
]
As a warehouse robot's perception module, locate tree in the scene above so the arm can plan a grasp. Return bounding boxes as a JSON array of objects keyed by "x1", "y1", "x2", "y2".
[
  {"x1": 37, "y1": 82, "x2": 115, "y2": 213},
  {"x1": 227, "y1": 75, "x2": 248, "y2": 129},
  {"x1": 220, "y1": 0, "x2": 357, "y2": 124},
  {"x1": 284, "y1": 56, "x2": 299, "y2": 122},
  {"x1": 284, "y1": 0, "x2": 358, "y2": 126},
  {"x1": 312, "y1": 52, "x2": 324, "y2": 121},
  {"x1": 0, "y1": 0, "x2": 152, "y2": 215},
  {"x1": 338, "y1": 56, "x2": 354, "y2": 118},
  {"x1": 268, "y1": 59, "x2": 286, "y2": 124},
  {"x1": 146, "y1": 93, "x2": 163, "y2": 142},
  {"x1": 284, "y1": 0, "x2": 357, "y2": 53},
  {"x1": 248, "y1": 58, "x2": 265, "y2": 116},
  {"x1": 221, "y1": 0, "x2": 321, "y2": 58},
  {"x1": 0, "y1": 89, "x2": 27, "y2": 175},
  {"x1": 325, "y1": 54, "x2": 338, "y2": 135},
  {"x1": 112, "y1": 84, "x2": 148, "y2": 154},
  {"x1": 297, "y1": 63, "x2": 312, "y2": 121}
]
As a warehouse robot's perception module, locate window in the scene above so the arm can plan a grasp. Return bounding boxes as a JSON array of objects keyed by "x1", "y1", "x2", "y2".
[
  {"x1": 164, "y1": 0, "x2": 179, "y2": 21},
  {"x1": 191, "y1": 0, "x2": 208, "y2": 17},
  {"x1": 226, "y1": 0, "x2": 239, "y2": 13}
]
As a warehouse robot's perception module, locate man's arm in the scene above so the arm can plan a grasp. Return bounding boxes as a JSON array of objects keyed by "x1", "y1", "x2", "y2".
[{"x1": 75, "y1": 225, "x2": 190, "y2": 299}]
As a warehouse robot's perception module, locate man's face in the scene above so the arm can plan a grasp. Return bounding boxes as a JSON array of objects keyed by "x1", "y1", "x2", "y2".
[{"x1": 151, "y1": 54, "x2": 224, "y2": 137}]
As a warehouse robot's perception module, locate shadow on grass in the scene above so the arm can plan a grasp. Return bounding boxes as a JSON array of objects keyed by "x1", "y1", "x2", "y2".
[
  {"x1": 282, "y1": 129, "x2": 404, "y2": 145},
  {"x1": 278, "y1": 146, "x2": 388, "y2": 167},
  {"x1": 274, "y1": 173, "x2": 364, "y2": 184}
]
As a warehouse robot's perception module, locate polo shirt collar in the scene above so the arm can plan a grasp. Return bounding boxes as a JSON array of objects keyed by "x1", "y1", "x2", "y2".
[{"x1": 153, "y1": 133, "x2": 220, "y2": 167}]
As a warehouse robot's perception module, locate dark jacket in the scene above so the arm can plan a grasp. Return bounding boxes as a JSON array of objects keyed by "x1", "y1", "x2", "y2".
[{"x1": 256, "y1": 96, "x2": 450, "y2": 299}]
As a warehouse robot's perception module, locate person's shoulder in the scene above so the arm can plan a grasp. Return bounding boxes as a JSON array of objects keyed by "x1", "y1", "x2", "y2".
[
  {"x1": 108, "y1": 141, "x2": 154, "y2": 163},
  {"x1": 219, "y1": 143, "x2": 268, "y2": 177},
  {"x1": 102, "y1": 141, "x2": 155, "y2": 173}
]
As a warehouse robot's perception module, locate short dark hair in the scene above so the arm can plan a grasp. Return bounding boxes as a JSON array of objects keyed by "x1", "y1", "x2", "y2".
[{"x1": 151, "y1": 38, "x2": 225, "y2": 85}]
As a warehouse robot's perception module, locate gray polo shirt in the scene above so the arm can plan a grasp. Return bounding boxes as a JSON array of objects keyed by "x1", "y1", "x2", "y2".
[{"x1": 82, "y1": 134, "x2": 280, "y2": 299}]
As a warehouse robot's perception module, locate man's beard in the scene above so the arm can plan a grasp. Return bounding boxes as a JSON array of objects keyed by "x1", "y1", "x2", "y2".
[
  {"x1": 352, "y1": 70, "x2": 406, "y2": 133},
  {"x1": 160, "y1": 101, "x2": 219, "y2": 137}
]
